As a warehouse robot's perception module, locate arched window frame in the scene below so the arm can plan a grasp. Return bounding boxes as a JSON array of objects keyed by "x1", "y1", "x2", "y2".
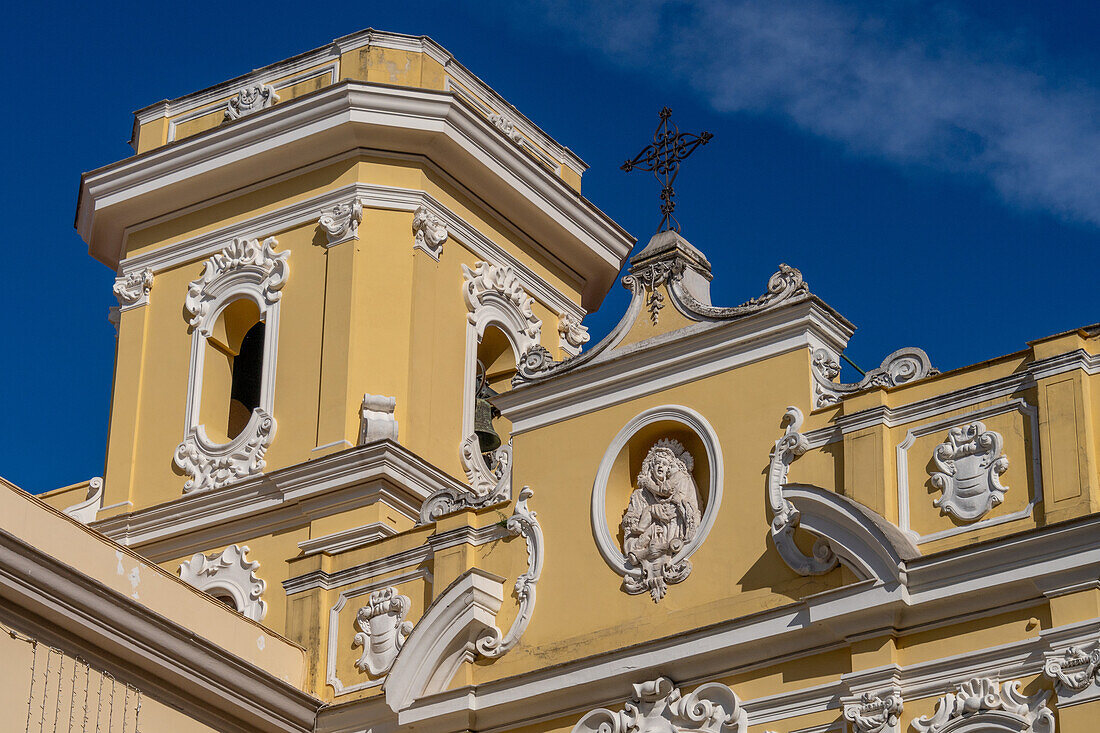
[
  {"x1": 459, "y1": 261, "x2": 542, "y2": 503},
  {"x1": 175, "y1": 236, "x2": 289, "y2": 494}
]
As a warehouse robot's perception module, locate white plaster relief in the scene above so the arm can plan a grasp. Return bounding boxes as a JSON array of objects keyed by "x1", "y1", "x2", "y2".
[
  {"x1": 476, "y1": 487, "x2": 542, "y2": 658},
  {"x1": 462, "y1": 261, "x2": 542, "y2": 348},
  {"x1": 358, "y1": 394, "x2": 398, "y2": 445},
  {"x1": 224, "y1": 83, "x2": 279, "y2": 120},
  {"x1": 767, "y1": 406, "x2": 839, "y2": 575},
  {"x1": 420, "y1": 436, "x2": 512, "y2": 522},
  {"x1": 558, "y1": 313, "x2": 590, "y2": 356},
  {"x1": 63, "y1": 477, "x2": 104, "y2": 525},
  {"x1": 318, "y1": 200, "x2": 362, "y2": 246},
  {"x1": 412, "y1": 205, "x2": 448, "y2": 258},
  {"x1": 489, "y1": 113, "x2": 523, "y2": 143},
  {"x1": 812, "y1": 347, "x2": 937, "y2": 408},
  {"x1": 353, "y1": 587, "x2": 413, "y2": 676},
  {"x1": 929, "y1": 421, "x2": 1009, "y2": 523},
  {"x1": 621, "y1": 440, "x2": 701, "y2": 602},
  {"x1": 842, "y1": 691, "x2": 903, "y2": 733},
  {"x1": 911, "y1": 677, "x2": 1053, "y2": 733},
  {"x1": 592, "y1": 407, "x2": 723, "y2": 602},
  {"x1": 1043, "y1": 643, "x2": 1100, "y2": 693},
  {"x1": 113, "y1": 268, "x2": 154, "y2": 310},
  {"x1": 178, "y1": 544, "x2": 267, "y2": 621},
  {"x1": 175, "y1": 236, "x2": 288, "y2": 494},
  {"x1": 573, "y1": 677, "x2": 748, "y2": 733}
]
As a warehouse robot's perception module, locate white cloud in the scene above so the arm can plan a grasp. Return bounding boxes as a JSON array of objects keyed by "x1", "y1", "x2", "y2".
[{"x1": 526, "y1": 0, "x2": 1100, "y2": 226}]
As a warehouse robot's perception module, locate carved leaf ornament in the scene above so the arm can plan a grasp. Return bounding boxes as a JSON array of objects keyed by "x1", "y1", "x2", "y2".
[
  {"x1": 929, "y1": 421, "x2": 1009, "y2": 522},
  {"x1": 573, "y1": 677, "x2": 748, "y2": 733},
  {"x1": 1044, "y1": 644, "x2": 1100, "y2": 692},
  {"x1": 912, "y1": 677, "x2": 1053, "y2": 733},
  {"x1": 843, "y1": 691, "x2": 903, "y2": 733}
]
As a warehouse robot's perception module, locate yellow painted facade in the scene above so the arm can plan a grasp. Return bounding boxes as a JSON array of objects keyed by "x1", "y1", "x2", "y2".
[{"x1": 5, "y1": 26, "x2": 1099, "y2": 733}]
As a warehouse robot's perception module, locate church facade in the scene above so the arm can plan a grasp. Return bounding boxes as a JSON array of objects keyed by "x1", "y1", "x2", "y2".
[{"x1": 3, "y1": 28, "x2": 1099, "y2": 733}]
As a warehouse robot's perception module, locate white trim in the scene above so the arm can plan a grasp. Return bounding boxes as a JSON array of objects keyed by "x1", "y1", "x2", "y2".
[
  {"x1": 118, "y1": 180, "x2": 585, "y2": 325},
  {"x1": 164, "y1": 63, "x2": 339, "y2": 143},
  {"x1": 896, "y1": 399, "x2": 1042, "y2": 544},
  {"x1": 297, "y1": 522, "x2": 399, "y2": 556},
  {"x1": 496, "y1": 300, "x2": 852, "y2": 434},
  {"x1": 326, "y1": 569, "x2": 429, "y2": 696},
  {"x1": 590, "y1": 406, "x2": 723, "y2": 586}
]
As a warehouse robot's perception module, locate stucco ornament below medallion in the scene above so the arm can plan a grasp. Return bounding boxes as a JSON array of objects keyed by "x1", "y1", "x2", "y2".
[
  {"x1": 911, "y1": 677, "x2": 1053, "y2": 733},
  {"x1": 929, "y1": 421, "x2": 1009, "y2": 522},
  {"x1": 224, "y1": 83, "x2": 279, "y2": 120},
  {"x1": 621, "y1": 439, "x2": 701, "y2": 602},
  {"x1": 352, "y1": 587, "x2": 413, "y2": 676},
  {"x1": 573, "y1": 677, "x2": 747, "y2": 733},
  {"x1": 1044, "y1": 643, "x2": 1100, "y2": 692},
  {"x1": 178, "y1": 544, "x2": 267, "y2": 621}
]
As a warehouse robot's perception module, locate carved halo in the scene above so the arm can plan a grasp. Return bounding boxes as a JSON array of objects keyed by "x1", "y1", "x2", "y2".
[{"x1": 591, "y1": 406, "x2": 723, "y2": 599}]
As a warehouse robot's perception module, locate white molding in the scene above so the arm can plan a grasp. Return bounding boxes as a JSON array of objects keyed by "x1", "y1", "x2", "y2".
[
  {"x1": 174, "y1": 236, "x2": 289, "y2": 494},
  {"x1": 178, "y1": 544, "x2": 267, "y2": 621},
  {"x1": 325, "y1": 569, "x2": 427, "y2": 697},
  {"x1": 113, "y1": 267, "x2": 153, "y2": 310},
  {"x1": 117, "y1": 181, "x2": 585, "y2": 325},
  {"x1": 297, "y1": 522, "x2": 398, "y2": 556},
  {"x1": 896, "y1": 399, "x2": 1042, "y2": 544},
  {"x1": 591, "y1": 406, "x2": 723, "y2": 601},
  {"x1": 385, "y1": 568, "x2": 505, "y2": 712},
  {"x1": 94, "y1": 441, "x2": 454, "y2": 562},
  {"x1": 497, "y1": 299, "x2": 852, "y2": 435}
]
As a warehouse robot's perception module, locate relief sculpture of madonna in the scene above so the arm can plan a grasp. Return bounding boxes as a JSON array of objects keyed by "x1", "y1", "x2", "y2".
[{"x1": 621, "y1": 439, "x2": 701, "y2": 602}]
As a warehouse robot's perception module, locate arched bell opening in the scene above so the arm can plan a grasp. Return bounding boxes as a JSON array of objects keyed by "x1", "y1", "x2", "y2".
[{"x1": 198, "y1": 298, "x2": 265, "y2": 444}]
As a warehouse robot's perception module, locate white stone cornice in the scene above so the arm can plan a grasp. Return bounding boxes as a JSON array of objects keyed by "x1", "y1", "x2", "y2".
[
  {"x1": 92, "y1": 441, "x2": 459, "y2": 563},
  {"x1": 112, "y1": 267, "x2": 153, "y2": 310},
  {"x1": 81, "y1": 82, "x2": 630, "y2": 306},
  {"x1": 116, "y1": 180, "x2": 584, "y2": 324}
]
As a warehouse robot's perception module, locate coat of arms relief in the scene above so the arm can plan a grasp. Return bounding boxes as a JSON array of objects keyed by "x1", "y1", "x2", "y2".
[
  {"x1": 621, "y1": 439, "x2": 702, "y2": 602},
  {"x1": 929, "y1": 421, "x2": 1010, "y2": 522}
]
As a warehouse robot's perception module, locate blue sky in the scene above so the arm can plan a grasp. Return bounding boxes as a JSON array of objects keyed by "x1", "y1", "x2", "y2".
[{"x1": 2, "y1": 1, "x2": 1098, "y2": 492}]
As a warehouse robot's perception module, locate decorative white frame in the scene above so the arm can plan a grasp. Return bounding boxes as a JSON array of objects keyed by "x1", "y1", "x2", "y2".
[
  {"x1": 326, "y1": 569, "x2": 428, "y2": 696},
  {"x1": 591, "y1": 406, "x2": 723, "y2": 593},
  {"x1": 178, "y1": 544, "x2": 267, "y2": 621},
  {"x1": 174, "y1": 237, "x2": 289, "y2": 494},
  {"x1": 896, "y1": 399, "x2": 1041, "y2": 544},
  {"x1": 572, "y1": 676, "x2": 748, "y2": 733}
]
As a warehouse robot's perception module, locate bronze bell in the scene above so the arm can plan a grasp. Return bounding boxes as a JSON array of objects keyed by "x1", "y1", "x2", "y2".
[{"x1": 473, "y1": 363, "x2": 502, "y2": 454}]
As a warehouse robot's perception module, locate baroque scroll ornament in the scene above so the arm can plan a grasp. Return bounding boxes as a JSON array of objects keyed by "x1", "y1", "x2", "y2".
[
  {"x1": 572, "y1": 677, "x2": 747, "y2": 733},
  {"x1": 558, "y1": 313, "x2": 590, "y2": 352},
  {"x1": 490, "y1": 113, "x2": 523, "y2": 143},
  {"x1": 113, "y1": 268, "x2": 154, "y2": 308},
  {"x1": 811, "y1": 347, "x2": 937, "y2": 408},
  {"x1": 462, "y1": 261, "x2": 541, "y2": 341},
  {"x1": 912, "y1": 677, "x2": 1053, "y2": 733},
  {"x1": 412, "y1": 205, "x2": 448, "y2": 257},
  {"x1": 1044, "y1": 644, "x2": 1100, "y2": 692},
  {"x1": 174, "y1": 412, "x2": 276, "y2": 493},
  {"x1": 842, "y1": 691, "x2": 903, "y2": 733},
  {"x1": 621, "y1": 440, "x2": 701, "y2": 602},
  {"x1": 224, "y1": 83, "x2": 278, "y2": 120},
  {"x1": 353, "y1": 587, "x2": 413, "y2": 676},
  {"x1": 178, "y1": 545, "x2": 267, "y2": 621},
  {"x1": 929, "y1": 421, "x2": 1009, "y2": 522},
  {"x1": 318, "y1": 200, "x2": 362, "y2": 245},
  {"x1": 184, "y1": 237, "x2": 289, "y2": 334}
]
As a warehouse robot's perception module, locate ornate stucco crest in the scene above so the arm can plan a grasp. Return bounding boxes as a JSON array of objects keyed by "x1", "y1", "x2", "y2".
[
  {"x1": 462, "y1": 261, "x2": 541, "y2": 342},
  {"x1": 558, "y1": 313, "x2": 590, "y2": 355},
  {"x1": 912, "y1": 678, "x2": 1053, "y2": 733},
  {"x1": 624, "y1": 258, "x2": 682, "y2": 325},
  {"x1": 318, "y1": 200, "x2": 362, "y2": 246},
  {"x1": 113, "y1": 268, "x2": 154, "y2": 309},
  {"x1": 178, "y1": 545, "x2": 267, "y2": 621},
  {"x1": 812, "y1": 347, "x2": 937, "y2": 408},
  {"x1": 174, "y1": 413, "x2": 276, "y2": 493},
  {"x1": 1044, "y1": 643, "x2": 1100, "y2": 692},
  {"x1": 412, "y1": 205, "x2": 449, "y2": 258},
  {"x1": 476, "y1": 486, "x2": 543, "y2": 658},
  {"x1": 224, "y1": 83, "x2": 279, "y2": 120},
  {"x1": 489, "y1": 113, "x2": 523, "y2": 143},
  {"x1": 767, "y1": 406, "x2": 838, "y2": 575},
  {"x1": 842, "y1": 691, "x2": 903, "y2": 733},
  {"x1": 621, "y1": 439, "x2": 701, "y2": 602},
  {"x1": 929, "y1": 421, "x2": 1009, "y2": 522},
  {"x1": 184, "y1": 237, "x2": 289, "y2": 334},
  {"x1": 352, "y1": 587, "x2": 413, "y2": 676},
  {"x1": 572, "y1": 677, "x2": 748, "y2": 733}
]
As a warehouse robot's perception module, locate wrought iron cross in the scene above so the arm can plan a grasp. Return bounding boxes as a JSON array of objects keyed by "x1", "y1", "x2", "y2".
[{"x1": 621, "y1": 107, "x2": 713, "y2": 233}]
